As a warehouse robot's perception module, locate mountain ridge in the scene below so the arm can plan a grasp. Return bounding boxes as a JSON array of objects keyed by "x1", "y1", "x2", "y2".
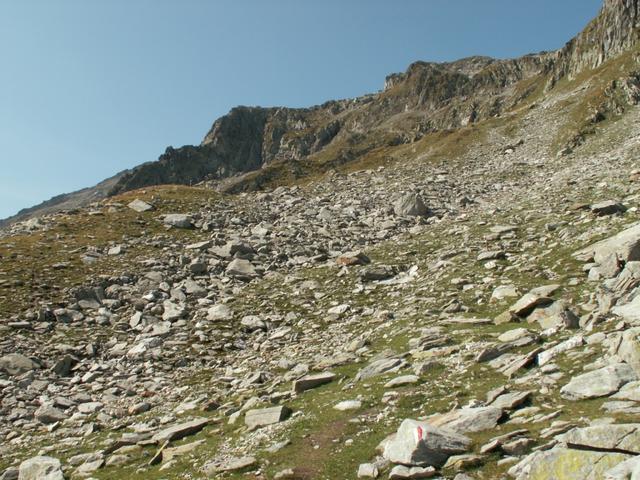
[{"x1": 1, "y1": 0, "x2": 637, "y2": 228}]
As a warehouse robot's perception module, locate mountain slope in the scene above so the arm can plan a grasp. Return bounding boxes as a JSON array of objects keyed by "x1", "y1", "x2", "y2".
[{"x1": 3, "y1": 2, "x2": 640, "y2": 479}]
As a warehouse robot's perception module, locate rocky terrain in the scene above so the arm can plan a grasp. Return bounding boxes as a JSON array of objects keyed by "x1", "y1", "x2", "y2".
[{"x1": 2, "y1": 1, "x2": 640, "y2": 479}]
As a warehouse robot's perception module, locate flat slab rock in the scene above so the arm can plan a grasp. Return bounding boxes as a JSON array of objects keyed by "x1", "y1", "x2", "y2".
[
  {"x1": 245, "y1": 406, "x2": 291, "y2": 429},
  {"x1": 428, "y1": 406, "x2": 503, "y2": 434},
  {"x1": 127, "y1": 199, "x2": 154, "y2": 212},
  {"x1": 225, "y1": 258, "x2": 258, "y2": 279},
  {"x1": 489, "y1": 391, "x2": 532, "y2": 411},
  {"x1": 558, "y1": 424, "x2": 640, "y2": 454},
  {"x1": 385, "y1": 375, "x2": 420, "y2": 388},
  {"x1": 509, "y1": 447, "x2": 632, "y2": 480},
  {"x1": 205, "y1": 456, "x2": 257, "y2": 474},
  {"x1": 383, "y1": 419, "x2": 472, "y2": 468},
  {"x1": 507, "y1": 285, "x2": 559, "y2": 317},
  {"x1": 293, "y1": 372, "x2": 336, "y2": 393},
  {"x1": 151, "y1": 417, "x2": 209, "y2": 444},
  {"x1": 560, "y1": 363, "x2": 638, "y2": 400},
  {"x1": 575, "y1": 222, "x2": 640, "y2": 264},
  {"x1": 356, "y1": 357, "x2": 404, "y2": 381},
  {"x1": 389, "y1": 465, "x2": 437, "y2": 479}
]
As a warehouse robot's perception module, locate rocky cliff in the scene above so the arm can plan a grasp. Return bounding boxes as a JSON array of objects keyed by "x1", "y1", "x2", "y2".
[{"x1": 549, "y1": 0, "x2": 639, "y2": 85}]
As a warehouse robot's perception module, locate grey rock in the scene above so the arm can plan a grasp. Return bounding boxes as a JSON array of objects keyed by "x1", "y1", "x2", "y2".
[
  {"x1": 560, "y1": 363, "x2": 638, "y2": 400},
  {"x1": 489, "y1": 391, "x2": 532, "y2": 411},
  {"x1": 508, "y1": 447, "x2": 631, "y2": 480},
  {"x1": 576, "y1": 222, "x2": 640, "y2": 265},
  {"x1": 18, "y1": 456, "x2": 64, "y2": 480},
  {"x1": 508, "y1": 285, "x2": 559, "y2": 318},
  {"x1": 245, "y1": 406, "x2": 291, "y2": 429},
  {"x1": 389, "y1": 465, "x2": 437, "y2": 479},
  {"x1": 226, "y1": 258, "x2": 258, "y2": 280},
  {"x1": 385, "y1": 375, "x2": 420, "y2": 388},
  {"x1": 334, "y1": 400, "x2": 362, "y2": 411},
  {"x1": 34, "y1": 405, "x2": 67, "y2": 425},
  {"x1": 613, "y1": 298, "x2": 640, "y2": 323},
  {"x1": 0, "y1": 468, "x2": 18, "y2": 480},
  {"x1": 605, "y1": 456, "x2": 640, "y2": 480},
  {"x1": 394, "y1": 193, "x2": 431, "y2": 217},
  {"x1": 293, "y1": 372, "x2": 336, "y2": 393},
  {"x1": 240, "y1": 315, "x2": 266, "y2": 332},
  {"x1": 127, "y1": 199, "x2": 154, "y2": 212},
  {"x1": 609, "y1": 327, "x2": 640, "y2": 376},
  {"x1": 383, "y1": 419, "x2": 472, "y2": 467},
  {"x1": 162, "y1": 300, "x2": 185, "y2": 322},
  {"x1": 207, "y1": 304, "x2": 233, "y2": 321},
  {"x1": 163, "y1": 214, "x2": 193, "y2": 229},
  {"x1": 591, "y1": 200, "x2": 626, "y2": 216},
  {"x1": 428, "y1": 406, "x2": 503, "y2": 434},
  {"x1": 205, "y1": 456, "x2": 257, "y2": 474},
  {"x1": 527, "y1": 300, "x2": 580, "y2": 330},
  {"x1": 559, "y1": 424, "x2": 640, "y2": 453},
  {"x1": 538, "y1": 335, "x2": 585, "y2": 366},
  {"x1": 0, "y1": 353, "x2": 39, "y2": 375},
  {"x1": 357, "y1": 463, "x2": 380, "y2": 478},
  {"x1": 151, "y1": 417, "x2": 209, "y2": 444},
  {"x1": 356, "y1": 357, "x2": 404, "y2": 380}
]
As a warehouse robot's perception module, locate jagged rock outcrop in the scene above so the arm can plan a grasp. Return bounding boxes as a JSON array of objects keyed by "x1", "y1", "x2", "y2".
[{"x1": 549, "y1": 0, "x2": 640, "y2": 86}]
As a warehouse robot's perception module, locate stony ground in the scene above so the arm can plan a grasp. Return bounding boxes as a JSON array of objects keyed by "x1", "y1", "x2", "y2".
[{"x1": 2, "y1": 70, "x2": 640, "y2": 480}]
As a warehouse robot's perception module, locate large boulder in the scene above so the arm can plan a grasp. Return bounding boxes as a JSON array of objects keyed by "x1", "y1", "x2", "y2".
[
  {"x1": 127, "y1": 199, "x2": 154, "y2": 212},
  {"x1": 18, "y1": 456, "x2": 65, "y2": 480},
  {"x1": 509, "y1": 285, "x2": 559, "y2": 317},
  {"x1": 162, "y1": 214, "x2": 193, "y2": 229},
  {"x1": 527, "y1": 301, "x2": 579, "y2": 330},
  {"x1": 613, "y1": 299, "x2": 640, "y2": 323},
  {"x1": 609, "y1": 327, "x2": 640, "y2": 375},
  {"x1": 508, "y1": 447, "x2": 631, "y2": 480},
  {"x1": 383, "y1": 419, "x2": 472, "y2": 468},
  {"x1": 575, "y1": 222, "x2": 640, "y2": 264},
  {"x1": 244, "y1": 406, "x2": 291, "y2": 430},
  {"x1": 225, "y1": 259, "x2": 258, "y2": 280},
  {"x1": 560, "y1": 363, "x2": 637, "y2": 400},
  {"x1": 0, "y1": 354, "x2": 39, "y2": 376},
  {"x1": 34, "y1": 405, "x2": 67, "y2": 425},
  {"x1": 394, "y1": 193, "x2": 431, "y2": 217},
  {"x1": 427, "y1": 407, "x2": 503, "y2": 434},
  {"x1": 558, "y1": 424, "x2": 640, "y2": 453}
]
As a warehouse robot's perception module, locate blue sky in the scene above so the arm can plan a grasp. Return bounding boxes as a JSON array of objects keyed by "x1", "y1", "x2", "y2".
[{"x1": 0, "y1": 0, "x2": 603, "y2": 219}]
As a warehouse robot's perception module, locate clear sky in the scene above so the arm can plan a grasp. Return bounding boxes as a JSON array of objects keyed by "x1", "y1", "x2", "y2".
[{"x1": 0, "y1": 0, "x2": 603, "y2": 219}]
